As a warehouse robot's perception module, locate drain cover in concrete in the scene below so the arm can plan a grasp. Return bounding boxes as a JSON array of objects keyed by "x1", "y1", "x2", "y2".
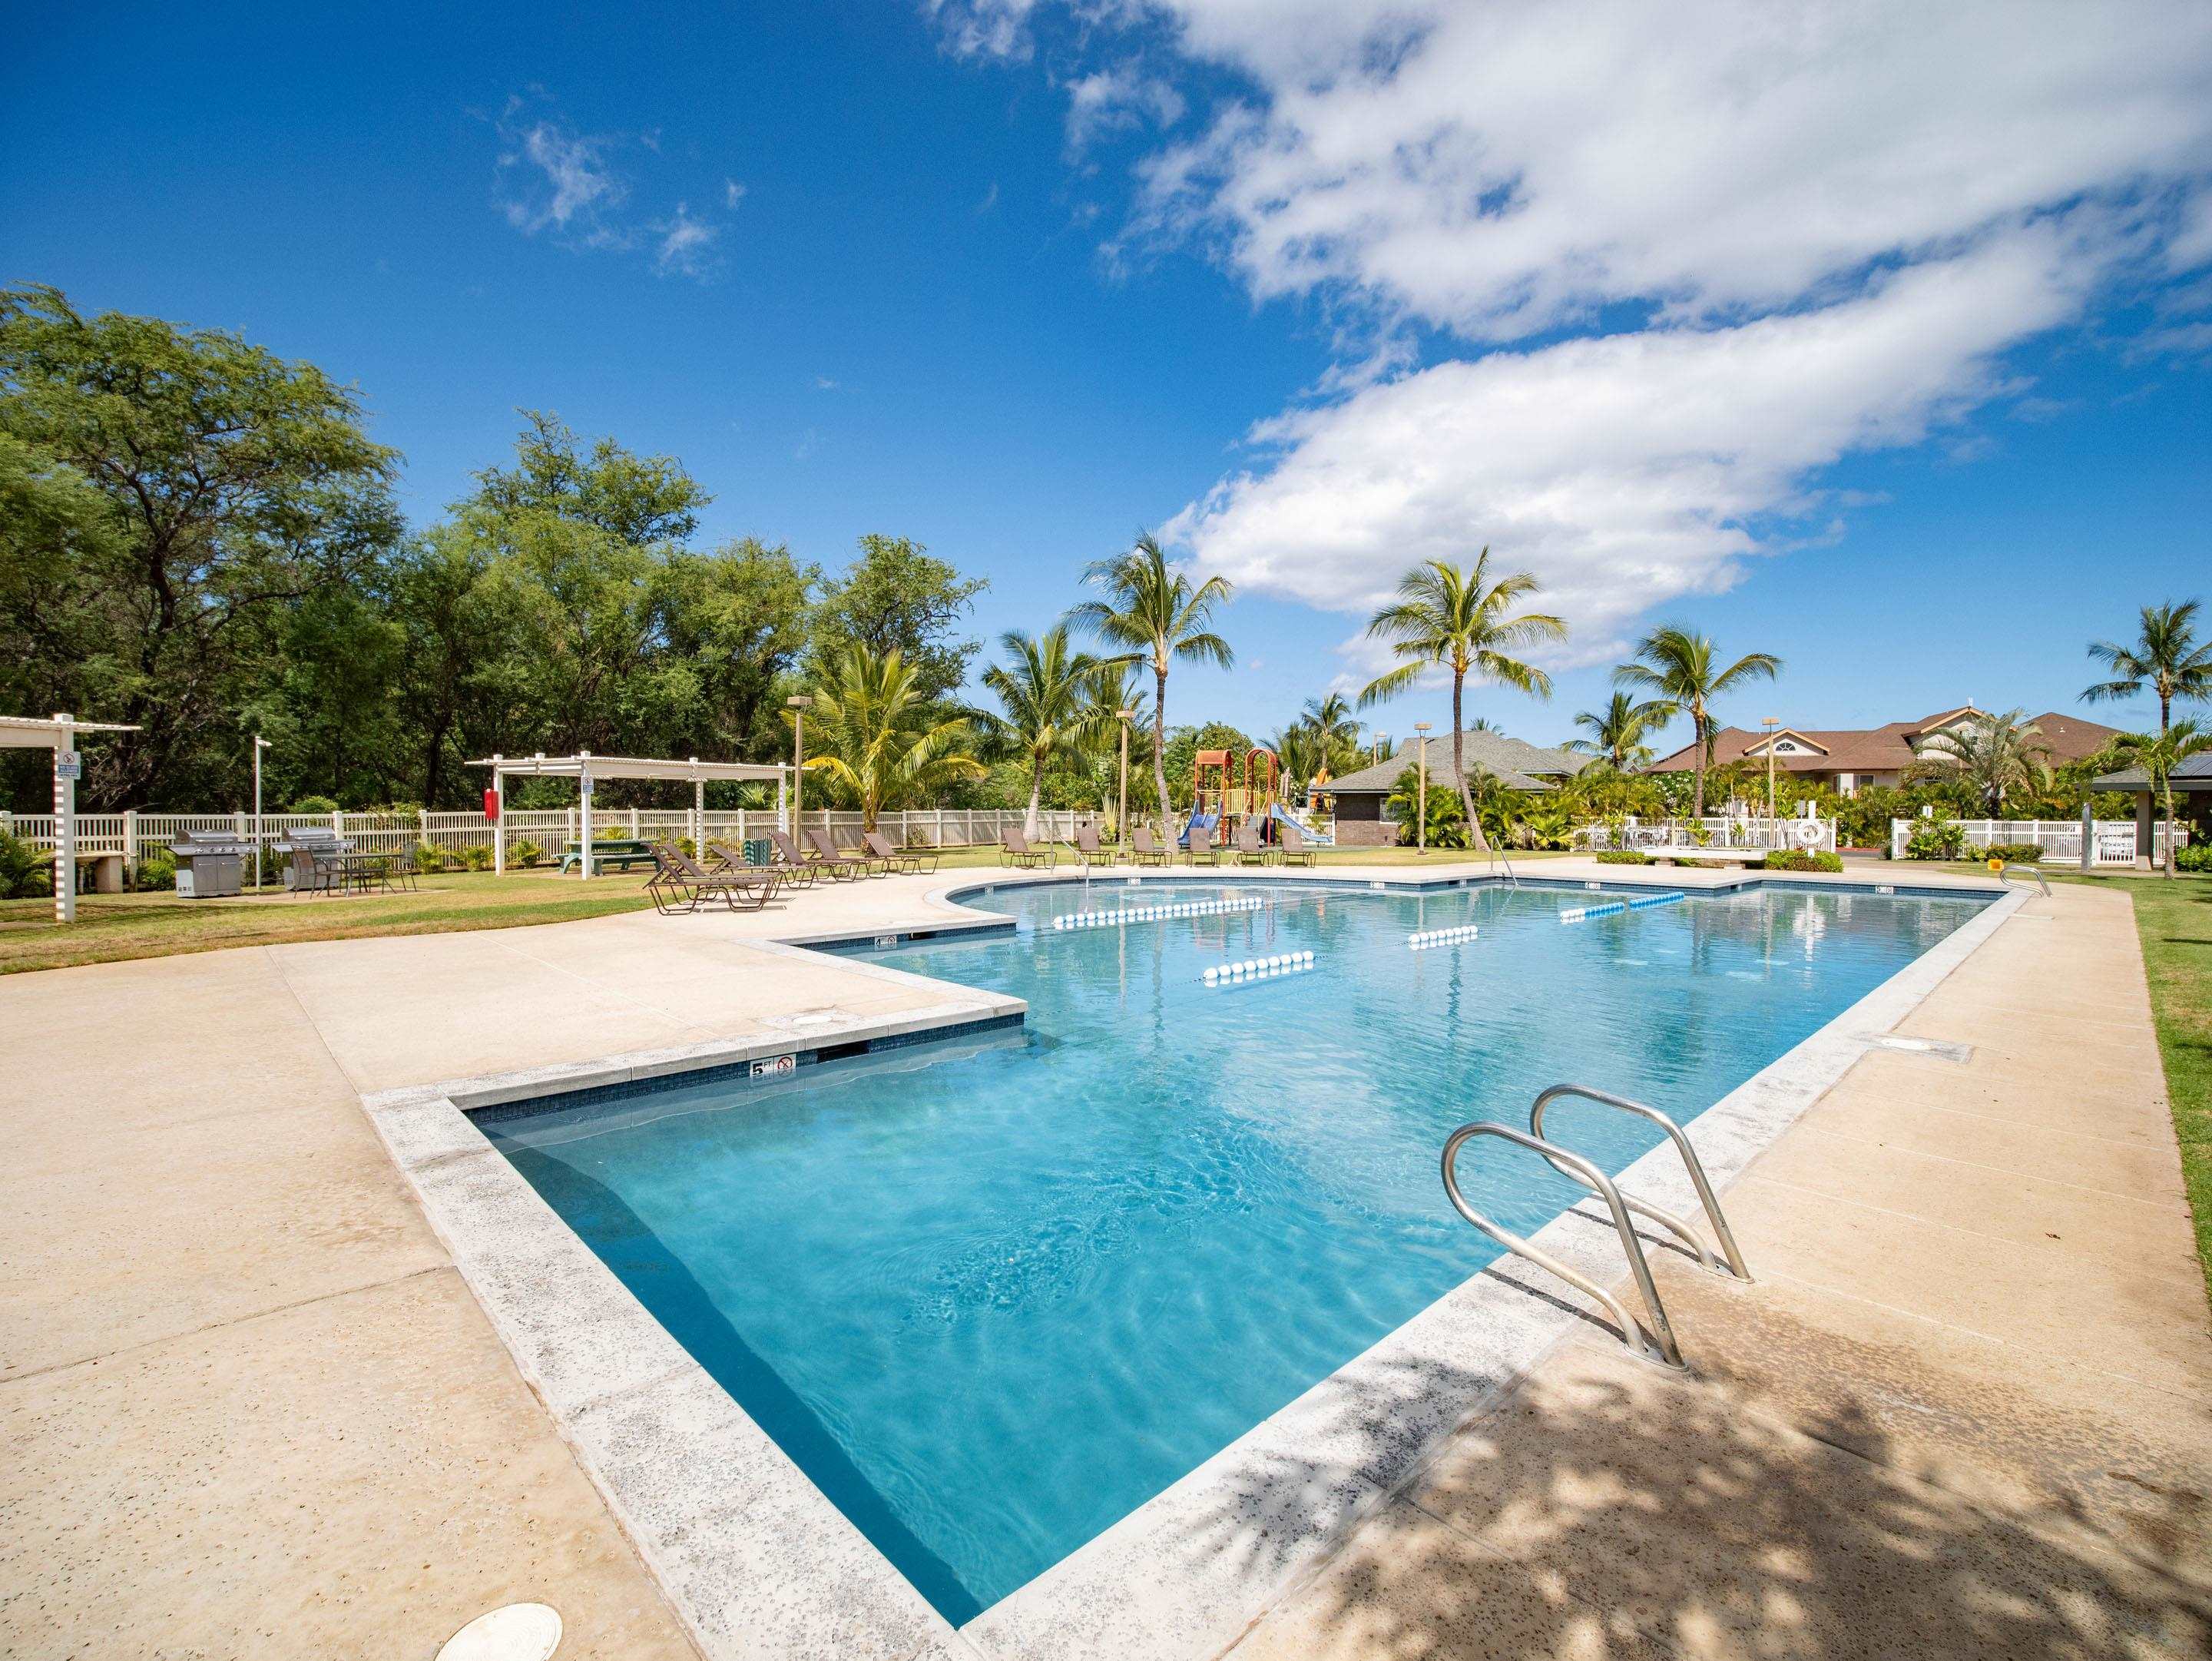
[{"x1": 437, "y1": 1603, "x2": 561, "y2": 1661}]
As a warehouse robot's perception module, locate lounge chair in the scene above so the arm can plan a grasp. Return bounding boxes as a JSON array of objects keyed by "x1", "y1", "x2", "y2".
[
  {"x1": 707, "y1": 840, "x2": 786, "y2": 897},
  {"x1": 1234, "y1": 823, "x2": 1272, "y2": 866},
  {"x1": 1072, "y1": 822, "x2": 1110, "y2": 870},
  {"x1": 806, "y1": 826, "x2": 873, "y2": 880},
  {"x1": 758, "y1": 830, "x2": 817, "y2": 887},
  {"x1": 1277, "y1": 820, "x2": 1317, "y2": 867},
  {"x1": 1130, "y1": 824, "x2": 1170, "y2": 867},
  {"x1": 647, "y1": 843, "x2": 771, "y2": 914},
  {"x1": 1184, "y1": 822, "x2": 1221, "y2": 866},
  {"x1": 1000, "y1": 826, "x2": 1055, "y2": 870},
  {"x1": 863, "y1": 829, "x2": 933, "y2": 875},
  {"x1": 771, "y1": 827, "x2": 857, "y2": 883}
]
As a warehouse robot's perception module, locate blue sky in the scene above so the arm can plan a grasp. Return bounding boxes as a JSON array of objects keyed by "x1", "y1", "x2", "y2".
[{"x1": 5, "y1": 1, "x2": 2210, "y2": 755}]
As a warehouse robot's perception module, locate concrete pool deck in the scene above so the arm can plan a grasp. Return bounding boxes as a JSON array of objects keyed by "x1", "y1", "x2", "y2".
[{"x1": 2, "y1": 860, "x2": 2205, "y2": 1658}]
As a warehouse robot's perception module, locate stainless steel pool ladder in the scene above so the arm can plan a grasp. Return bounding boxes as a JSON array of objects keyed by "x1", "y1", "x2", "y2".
[
  {"x1": 1439, "y1": 1084, "x2": 1750, "y2": 1370},
  {"x1": 1998, "y1": 864, "x2": 2051, "y2": 899}
]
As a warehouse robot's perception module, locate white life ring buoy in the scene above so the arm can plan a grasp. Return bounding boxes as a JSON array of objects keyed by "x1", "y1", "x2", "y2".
[{"x1": 1793, "y1": 820, "x2": 1823, "y2": 848}]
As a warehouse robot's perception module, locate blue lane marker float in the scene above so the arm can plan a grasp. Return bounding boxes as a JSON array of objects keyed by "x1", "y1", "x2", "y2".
[
  {"x1": 1626, "y1": 890, "x2": 1687, "y2": 910},
  {"x1": 1407, "y1": 923, "x2": 1480, "y2": 951},
  {"x1": 1051, "y1": 895, "x2": 1265, "y2": 930},
  {"x1": 1201, "y1": 950, "x2": 1314, "y2": 986},
  {"x1": 1560, "y1": 890, "x2": 1687, "y2": 923}
]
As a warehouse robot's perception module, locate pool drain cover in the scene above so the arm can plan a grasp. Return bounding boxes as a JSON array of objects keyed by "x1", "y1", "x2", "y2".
[{"x1": 436, "y1": 1602, "x2": 562, "y2": 1661}]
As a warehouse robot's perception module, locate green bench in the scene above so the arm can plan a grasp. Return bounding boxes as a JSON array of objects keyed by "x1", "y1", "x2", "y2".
[{"x1": 557, "y1": 837, "x2": 658, "y2": 874}]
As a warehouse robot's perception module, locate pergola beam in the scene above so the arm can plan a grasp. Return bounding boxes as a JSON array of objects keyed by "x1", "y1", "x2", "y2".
[
  {"x1": 1, "y1": 713, "x2": 140, "y2": 923},
  {"x1": 467, "y1": 751, "x2": 790, "y2": 878}
]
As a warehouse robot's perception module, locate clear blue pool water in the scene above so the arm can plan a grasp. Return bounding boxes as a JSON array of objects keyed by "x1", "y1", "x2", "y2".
[{"x1": 481, "y1": 877, "x2": 1988, "y2": 1623}]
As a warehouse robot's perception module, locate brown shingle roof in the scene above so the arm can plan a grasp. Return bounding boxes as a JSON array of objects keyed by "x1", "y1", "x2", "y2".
[
  {"x1": 1648, "y1": 707, "x2": 2125, "y2": 774},
  {"x1": 1323, "y1": 730, "x2": 1588, "y2": 795}
]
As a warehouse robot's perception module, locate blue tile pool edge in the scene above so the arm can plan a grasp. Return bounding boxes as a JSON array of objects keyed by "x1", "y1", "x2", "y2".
[{"x1": 355, "y1": 876, "x2": 2026, "y2": 1661}]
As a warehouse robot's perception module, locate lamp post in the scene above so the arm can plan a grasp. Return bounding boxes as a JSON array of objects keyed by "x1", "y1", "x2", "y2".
[
  {"x1": 1760, "y1": 714, "x2": 1780, "y2": 840},
  {"x1": 1117, "y1": 708, "x2": 1134, "y2": 862},
  {"x1": 252, "y1": 733, "x2": 271, "y2": 890},
  {"x1": 1413, "y1": 721, "x2": 1432, "y2": 856},
  {"x1": 786, "y1": 694, "x2": 813, "y2": 836}
]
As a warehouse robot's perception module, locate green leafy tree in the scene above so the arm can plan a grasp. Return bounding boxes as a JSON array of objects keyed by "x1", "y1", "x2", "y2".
[
  {"x1": 1077, "y1": 665, "x2": 1153, "y2": 821},
  {"x1": 1905, "y1": 708, "x2": 2051, "y2": 818},
  {"x1": 1614, "y1": 625, "x2": 1783, "y2": 818},
  {"x1": 2106, "y1": 718, "x2": 2212, "y2": 878},
  {"x1": 2085, "y1": 600, "x2": 2212, "y2": 743},
  {"x1": 800, "y1": 645, "x2": 984, "y2": 830},
  {"x1": 1568, "y1": 691, "x2": 1665, "y2": 770},
  {"x1": 1071, "y1": 532, "x2": 1233, "y2": 827},
  {"x1": 976, "y1": 625, "x2": 1108, "y2": 836},
  {"x1": 1358, "y1": 552, "x2": 1566, "y2": 854},
  {"x1": 0, "y1": 283, "x2": 400, "y2": 807},
  {"x1": 813, "y1": 535, "x2": 986, "y2": 704}
]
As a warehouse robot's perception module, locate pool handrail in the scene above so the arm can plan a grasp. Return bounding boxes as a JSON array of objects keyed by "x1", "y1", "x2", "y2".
[
  {"x1": 1528, "y1": 1084, "x2": 1753, "y2": 1282},
  {"x1": 1441, "y1": 1121, "x2": 1684, "y2": 1368},
  {"x1": 1998, "y1": 863, "x2": 2052, "y2": 899}
]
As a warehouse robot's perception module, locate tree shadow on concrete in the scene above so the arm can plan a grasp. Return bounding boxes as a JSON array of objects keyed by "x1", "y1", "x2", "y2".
[{"x1": 1182, "y1": 1339, "x2": 2212, "y2": 1660}]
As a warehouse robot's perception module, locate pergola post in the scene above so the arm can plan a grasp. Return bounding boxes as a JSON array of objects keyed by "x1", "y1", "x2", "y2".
[
  {"x1": 693, "y1": 764, "x2": 704, "y2": 855},
  {"x1": 51, "y1": 711, "x2": 75, "y2": 925},
  {"x1": 580, "y1": 750, "x2": 594, "y2": 880}
]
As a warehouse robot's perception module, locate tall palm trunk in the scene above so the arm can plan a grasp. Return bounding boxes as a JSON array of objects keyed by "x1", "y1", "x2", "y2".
[
  {"x1": 1691, "y1": 703, "x2": 1710, "y2": 819},
  {"x1": 1450, "y1": 669, "x2": 1490, "y2": 854},
  {"x1": 1151, "y1": 658, "x2": 1171, "y2": 829},
  {"x1": 1025, "y1": 756, "x2": 1044, "y2": 840}
]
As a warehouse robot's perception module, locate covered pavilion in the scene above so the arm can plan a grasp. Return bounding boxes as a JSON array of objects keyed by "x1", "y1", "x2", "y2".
[
  {"x1": 1, "y1": 711, "x2": 141, "y2": 923},
  {"x1": 469, "y1": 751, "x2": 790, "y2": 877}
]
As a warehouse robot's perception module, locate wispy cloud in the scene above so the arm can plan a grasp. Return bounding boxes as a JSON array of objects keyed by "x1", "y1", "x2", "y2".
[{"x1": 489, "y1": 93, "x2": 736, "y2": 283}]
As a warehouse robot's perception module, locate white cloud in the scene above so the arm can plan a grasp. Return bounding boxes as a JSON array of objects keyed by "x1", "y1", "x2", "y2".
[
  {"x1": 1061, "y1": 65, "x2": 1184, "y2": 151},
  {"x1": 1167, "y1": 227, "x2": 2093, "y2": 658},
  {"x1": 653, "y1": 203, "x2": 720, "y2": 279},
  {"x1": 926, "y1": 0, "x2": 1042, "y2": 59},
  {"x1": 497, "y1": 108, "x2": 627, "y2": 240},
  {"x1": 724, "y1": 178, "x2": 747, "y2": 209},
  {"x1": 1134, "y1": 0, "x2": 2212, "y2": 340}
]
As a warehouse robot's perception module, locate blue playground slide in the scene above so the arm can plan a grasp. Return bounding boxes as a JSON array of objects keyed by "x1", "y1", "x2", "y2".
[{"x1": 1179, "y1": 811, "x2": 1219, "y2": 850}]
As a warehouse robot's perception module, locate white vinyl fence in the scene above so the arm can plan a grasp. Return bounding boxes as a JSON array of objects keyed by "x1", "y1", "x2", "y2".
[
  {"x1": 1889, "y1": 817, "x2": 2186, "y2": 865},
  {"x1": 1577, "y1": 816, "x2": 1838, "y2": 854},
  {"x1": 0, "y1": 804, "x2": 1105, "y2": 877}
]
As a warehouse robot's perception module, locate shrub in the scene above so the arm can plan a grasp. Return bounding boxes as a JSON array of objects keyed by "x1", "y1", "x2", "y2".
[
  {"x1": 457, "y1": 844, "x2": 494, "y2": 872},
  {"x1": 1903, "y1": 820, "x2": 1967, "y2": 860},
  {"x1": 0, "y1": 827, "x2": 51, "y2": 898},
  {"x1": 1763, "y1": 848, "x2": 1844, "y2": 874},
  {"x1": 288, "y1": 794, "x2": 339, "y2": 815},
  {"x1": 135, "y1": 848, "x2": 177, "y2": 890},
  {"x1": 507, "y1": 839, "x2": 544, "y2": 869},
  {"x1": 1983, "y1": 842, "x2": 2043, "y2": 865},
  {"x1": 1594, "y1": 849, "x2": 1650, "y2": 865},
  {"x1": 412, "y1": 842, "x2": 446, "y2": 873},
  {"x1": 2175, "y1": 841, "x2": 2212, "y2": 874}
]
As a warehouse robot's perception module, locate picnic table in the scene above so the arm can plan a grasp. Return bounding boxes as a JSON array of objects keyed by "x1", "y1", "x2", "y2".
[{"x1": 557, "y1": 837, "x2": 658, "y2": 874}]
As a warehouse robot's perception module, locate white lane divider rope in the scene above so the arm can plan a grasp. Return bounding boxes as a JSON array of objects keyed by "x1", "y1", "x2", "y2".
[
  {"x1": 1051, "y1": 895, "x2": 1266, "y2": 930},
  {"x1": 1406, "y1": 923, "x2": 1480, "y2": 950},
  {"x1": 1202, "y1": 950, "x2": 1315, "y2": 985}
]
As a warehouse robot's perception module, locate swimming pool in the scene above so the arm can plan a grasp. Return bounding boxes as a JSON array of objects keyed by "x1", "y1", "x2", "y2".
[{"x1": 479, "y1": 877, "x2": 1990, "y2": 1623}]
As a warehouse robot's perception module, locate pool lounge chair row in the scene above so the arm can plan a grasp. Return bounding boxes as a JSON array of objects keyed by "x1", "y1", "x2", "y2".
[{"x1": 999, "y1": 819, "x2": 1319, "y2": 870}]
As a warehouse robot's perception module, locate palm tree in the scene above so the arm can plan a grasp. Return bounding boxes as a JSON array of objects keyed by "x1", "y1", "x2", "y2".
[
  {"x1": 1358, "y1": 552, "x2": 1567, "y2": 854},
  {"x1": 1071, "y1": 532, "x2": 1233, "y2": 827},
  {"x1": 1568, "y1": 691, "x2": 1665, "y2": 771},
  {"x1": 1296, "y1": 691, "x2": 1364, "y2": 781},
  {"x1": 1614, "y1": 626, "x2": 1783, "y2": 818},
  {"x1": 2085, "y1": 601, "x2": 2212, "y2": 743},
  {"x1": 2106, "y1": 718, "x2": 2211, "y2": 878},
  {"x1": 977, "y1": 625, "x2": 1107, "y2": 837},
  {"x1": 1905, "y1": 708, "x2": 2051, "y2": 818},
  {"x1": 800, "y1": 645, "x2": 984, "y2": 830},
  {"x1": 1272, "y1": 723, "x2": 1328, "y2": 798}
]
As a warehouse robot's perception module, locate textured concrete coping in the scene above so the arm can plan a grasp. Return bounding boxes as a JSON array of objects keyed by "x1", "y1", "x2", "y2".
[{"x1": 368, "y1": 870, "x2": 2018, "y2": 1661}]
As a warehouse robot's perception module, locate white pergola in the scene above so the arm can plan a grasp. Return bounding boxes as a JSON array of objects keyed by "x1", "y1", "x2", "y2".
[
  {"x1": 469, "y1": 751, "x2": 790, "y2": 877},
  {"x1": 2, "y1": 711, "x2": 141, "y2": 923}
]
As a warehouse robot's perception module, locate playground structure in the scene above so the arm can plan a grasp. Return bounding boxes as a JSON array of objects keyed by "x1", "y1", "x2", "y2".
[{"x1": 1181, "y1": 747, "x2": 1291, "y2": 850}]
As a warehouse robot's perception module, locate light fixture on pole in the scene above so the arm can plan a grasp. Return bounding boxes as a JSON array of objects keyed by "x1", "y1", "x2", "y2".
[
  {"x1": 1117, "y1": 708, "x2": 1134, "y2": 862},
  {"x1": 252, "y1": 733, "x2": 271, "y2": 890},
  {"x1": 1413, "y1": 721, "x2": 1432, "y2": 856},
  {"x1": 786, "y1": 694, "x2": 813, "y2": 834},
  {"x1": 1760, "y1": 714, "x2": 1780, "y2": 831}
]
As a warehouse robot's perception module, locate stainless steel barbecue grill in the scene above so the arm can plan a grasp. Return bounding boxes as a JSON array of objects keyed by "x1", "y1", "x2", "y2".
[{"x1": 170, "y1": 830, "x2": 254, "y2": 898}]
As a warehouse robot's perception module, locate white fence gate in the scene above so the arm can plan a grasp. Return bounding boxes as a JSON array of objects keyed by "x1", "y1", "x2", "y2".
[{"x1": 1889, "y1": 817, "x2": 2185, "y2": 865}]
